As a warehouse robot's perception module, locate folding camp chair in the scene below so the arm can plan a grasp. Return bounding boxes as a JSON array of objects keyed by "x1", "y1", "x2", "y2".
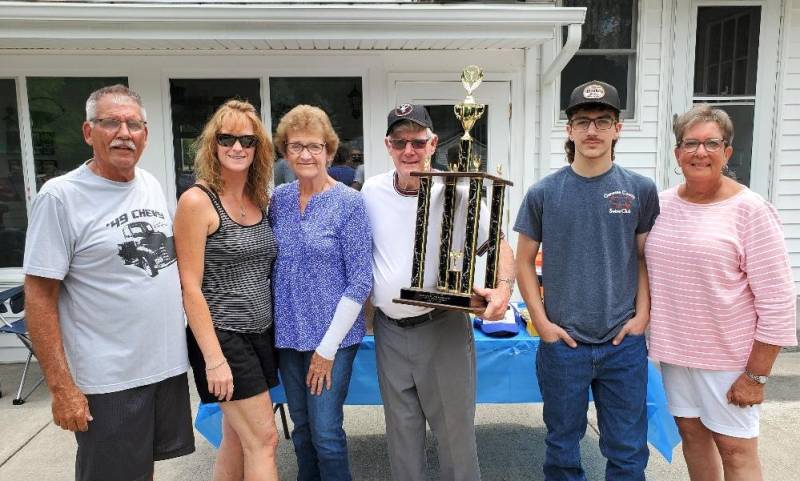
[{"x1": 0, "y1": 285, "x2": 44, "y2": 405}]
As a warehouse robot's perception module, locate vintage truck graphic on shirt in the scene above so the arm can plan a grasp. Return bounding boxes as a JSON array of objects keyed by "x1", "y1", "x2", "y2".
[{"x1": 116, "y1": 221, "x2": 177, "y2": 277}]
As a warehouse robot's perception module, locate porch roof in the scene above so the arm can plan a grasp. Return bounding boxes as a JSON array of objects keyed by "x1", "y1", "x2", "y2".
[{"x1": 0, "y1": 1, "x2": 585, "y2": 51}]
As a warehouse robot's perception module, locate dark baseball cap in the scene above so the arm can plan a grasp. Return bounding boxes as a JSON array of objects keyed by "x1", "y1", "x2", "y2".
[
  {"x1": 386, "y1": 103, "x2": 433, "y2": 135},
  {"x1": 565, "y1": 80, "x2": 621, "y2": 116}
]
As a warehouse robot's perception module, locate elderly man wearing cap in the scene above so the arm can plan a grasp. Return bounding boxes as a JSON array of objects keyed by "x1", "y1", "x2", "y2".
[
  {"x1": 514, "y1": 81, "x2": 660, "y2": 481},
  {"x1": 361, "y1": 104, "x2": 514, "y2": 481}
]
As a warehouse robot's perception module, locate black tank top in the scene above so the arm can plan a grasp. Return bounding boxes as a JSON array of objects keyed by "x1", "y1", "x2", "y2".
[{"x1": 192, "y1": 184, "x2": 276, "y2": 333}]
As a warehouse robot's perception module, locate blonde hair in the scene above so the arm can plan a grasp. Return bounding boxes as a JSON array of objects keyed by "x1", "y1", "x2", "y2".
[
  {"x1": 193, "y1": 100, "x2": 274, "y2": 210},
  {"x1": 274, "y1": 105, "x2": 339, "y2": 157}
]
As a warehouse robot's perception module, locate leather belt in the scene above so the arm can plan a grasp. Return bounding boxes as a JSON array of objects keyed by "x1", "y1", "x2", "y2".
[{"x1": 381, "y1": 309, "x2": 445, "y2": 329}]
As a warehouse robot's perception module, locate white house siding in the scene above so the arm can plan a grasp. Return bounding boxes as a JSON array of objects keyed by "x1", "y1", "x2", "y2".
[
  {"x1": 546, "y1": 0, "x2": 663, "y2": 180},
  {"x1": 776, "y1": 1, "x2": 800, "y2": 292}
]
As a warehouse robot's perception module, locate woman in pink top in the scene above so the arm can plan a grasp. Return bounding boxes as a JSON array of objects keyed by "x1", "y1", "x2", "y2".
[{"x1": 645, "y1": 104, "x2": 796, "y2": 481}]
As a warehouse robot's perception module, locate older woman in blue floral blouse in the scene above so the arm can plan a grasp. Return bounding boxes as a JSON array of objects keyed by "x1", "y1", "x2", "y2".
[{"x1": 269, "y1": 104, "x2": 372, "y2": 481}]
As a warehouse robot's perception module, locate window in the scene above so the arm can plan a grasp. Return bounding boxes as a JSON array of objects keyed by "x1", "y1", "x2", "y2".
[
  {"x1": 560, "y1": 0, "x2": 637, "y2": 117},
  {"x1": 26, "y1": 77, "x2": 128, "y2": 189},
  {"x1": 0, "y1": 77, "x2": 127, "y2": 269},
  {"x1": 0, "y1": 79, "x2": 26, "y2": 268},
  {"x1": 269, "y1": 77, "x2": 363, "y2": 186},
  {"x1": 693, "y1": 6, "x2": 761, "y2": 187},
  {"x1": 169, "y1": 79, "x2": 261, "y2": 198}
]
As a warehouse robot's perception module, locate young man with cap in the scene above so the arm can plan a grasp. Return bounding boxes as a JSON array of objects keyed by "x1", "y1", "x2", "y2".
[
  {"x1": 361, "y1": 104, "x2": 515, "y2": 481},
  {"x1": 514, "y1": 81, "x2": 659, "y2": 480}
]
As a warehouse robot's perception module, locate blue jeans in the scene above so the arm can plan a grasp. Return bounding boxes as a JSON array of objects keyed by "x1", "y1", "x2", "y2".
[
  {"x1": 279, "y1": 345, "x2": 358, "y2": 481},
  {"x1": 536, "y1": 334, "x2": 649, "y2": 481}
]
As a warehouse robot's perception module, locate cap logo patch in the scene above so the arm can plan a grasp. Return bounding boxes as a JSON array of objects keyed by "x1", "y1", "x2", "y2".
[
  {"x1": 583, "y1": 84, "x2": 606, "y2": 99},
  {"x1": 395, "y1": 103, "x2": 413, "y2": 116}
]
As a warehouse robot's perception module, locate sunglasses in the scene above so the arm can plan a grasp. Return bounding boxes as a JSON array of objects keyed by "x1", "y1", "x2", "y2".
[
  {"x1": 388, "y1": 137, "x2": 430, "y2": 151},
  {"x1": 216, "y1": 133, "x2": 258, "y2": 149}
]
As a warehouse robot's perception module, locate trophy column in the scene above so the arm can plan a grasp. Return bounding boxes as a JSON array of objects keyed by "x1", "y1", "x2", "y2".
[
  {"x1": 411, "y1": 175, "x2": 433, "y2": 288},
  {"x1": 437, "y1": 177, "x2": 458, "y2": 290},
  {"x1": 460, "y1": 176, "x2": 483, "y2": 294},
  {"x1": 484, "y1": 181, "x2": 506, "y2": 289}
]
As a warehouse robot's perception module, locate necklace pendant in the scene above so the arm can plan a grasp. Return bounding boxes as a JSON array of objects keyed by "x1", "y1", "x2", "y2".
[{"x1": 239, "y1": 206, "x2": 246, "y2": 219}]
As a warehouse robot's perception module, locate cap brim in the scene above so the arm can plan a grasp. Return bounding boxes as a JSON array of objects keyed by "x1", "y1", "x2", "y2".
[
  {"x1": 386, "y1": 118, "x2": 430, "y2": 136},
  {"x1": 565, "y1": 101, "x2": 621, "y2": 116}
]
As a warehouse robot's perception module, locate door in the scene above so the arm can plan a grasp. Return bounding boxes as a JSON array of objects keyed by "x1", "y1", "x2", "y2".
[{"x1": 669, "y1": 0, "x2": 781, "y2": 195}]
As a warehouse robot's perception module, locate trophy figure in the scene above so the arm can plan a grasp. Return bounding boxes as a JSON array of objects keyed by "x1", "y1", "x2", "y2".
[{"x1": 394, "y1": 65, "x2": 513, "y2": 312}]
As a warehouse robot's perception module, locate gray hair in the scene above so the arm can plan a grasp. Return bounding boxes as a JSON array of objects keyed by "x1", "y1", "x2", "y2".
[
  {"x1": 673, "y1": 104, "x2": 733, "y2": 146},
  {"x1": 85, "y1": 84, "x2": 147, "y2": 121}
]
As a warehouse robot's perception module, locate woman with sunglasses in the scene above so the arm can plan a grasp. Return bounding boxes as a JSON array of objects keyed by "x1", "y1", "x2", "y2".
[
  {"x1": 269, "y1": 105, "x2": 372, "y2": 481},
  {"x1": 174, "y1": 99, "x2": 281, "y2": 481},
  {"x1": 645, "y1": 104, "x2": 797, "y2": 480}
]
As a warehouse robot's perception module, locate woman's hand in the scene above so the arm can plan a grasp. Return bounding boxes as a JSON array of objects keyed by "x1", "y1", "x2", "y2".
[
  {"x1": 727, "y1": 373, "x2": 764, "y2": 408},
  {"x1": 206, "y1": 359, "x2": 234, "y2": 402},
  {"x1": 306, "y1": 352, "x2": 334, "y2": 396}
]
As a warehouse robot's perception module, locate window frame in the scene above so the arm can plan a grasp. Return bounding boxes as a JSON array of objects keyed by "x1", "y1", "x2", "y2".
[{"x1": 558, "y1": 0, "x2": 639, "y2": 120}]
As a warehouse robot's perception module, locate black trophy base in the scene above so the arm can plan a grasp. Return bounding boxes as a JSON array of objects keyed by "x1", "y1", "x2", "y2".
[{"x1": 394, "y1": 287, "x2": 477, "y2": 313}]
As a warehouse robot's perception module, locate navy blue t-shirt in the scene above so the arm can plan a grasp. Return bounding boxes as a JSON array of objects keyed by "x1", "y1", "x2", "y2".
[{"x1": 514, "y1": 164, "x2": 659, "y2": 343}]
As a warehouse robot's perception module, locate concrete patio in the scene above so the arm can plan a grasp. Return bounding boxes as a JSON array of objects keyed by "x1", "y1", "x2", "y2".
[{"x1": 0, "y1": 351, "x2": 798, "y2": 480}]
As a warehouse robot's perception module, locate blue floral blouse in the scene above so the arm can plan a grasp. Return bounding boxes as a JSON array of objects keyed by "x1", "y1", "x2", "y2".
[{"x1": 269, "y1": 181, "x2": 373, "y2": 351}]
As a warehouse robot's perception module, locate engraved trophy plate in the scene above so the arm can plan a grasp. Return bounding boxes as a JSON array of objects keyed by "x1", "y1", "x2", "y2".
[{"x1": 394, "y1": 65, "x2": 513, "y2": 313}]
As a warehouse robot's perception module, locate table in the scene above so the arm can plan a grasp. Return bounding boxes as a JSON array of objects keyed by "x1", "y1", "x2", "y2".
[{"x1": 195, "y1": 328, "x2": 681, "y2": 461}]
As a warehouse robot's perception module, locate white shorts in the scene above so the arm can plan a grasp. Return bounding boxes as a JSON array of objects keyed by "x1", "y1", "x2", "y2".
[{"x1": 661, "y1": 363, "x2": 760, "y2": 439}]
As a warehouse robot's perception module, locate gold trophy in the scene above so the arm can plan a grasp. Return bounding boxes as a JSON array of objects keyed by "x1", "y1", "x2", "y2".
[{"x1": 394, "y1": 65, "x2": 513, "y2": 312}]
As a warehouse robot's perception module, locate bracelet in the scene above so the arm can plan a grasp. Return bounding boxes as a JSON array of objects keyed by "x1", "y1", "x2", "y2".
[{"x1": 205, "y1": 359, "x2": 228, "y2": 371}]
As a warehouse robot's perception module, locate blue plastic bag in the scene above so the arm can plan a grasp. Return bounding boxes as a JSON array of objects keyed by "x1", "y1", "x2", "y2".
[{"x1": 194, "y1": 402, "x2": 223, "y2": 448}]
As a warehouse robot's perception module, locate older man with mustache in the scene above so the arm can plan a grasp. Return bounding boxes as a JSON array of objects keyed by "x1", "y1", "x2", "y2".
[{"x1": 23, "y1": 84, "x2": 194, "y2": 481}]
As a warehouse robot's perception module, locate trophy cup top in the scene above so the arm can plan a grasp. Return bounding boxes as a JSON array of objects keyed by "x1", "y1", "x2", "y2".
[{"x1": 460, "y1": 65, "x2": 484, "y2": 104}]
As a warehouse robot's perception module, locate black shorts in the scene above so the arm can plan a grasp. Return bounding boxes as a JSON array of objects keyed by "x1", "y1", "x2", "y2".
[
  {"x1": 187, "y1": 325, "x2": 280, "y2": 404},
  {"x1": 75, "y1": 373, "x2": 195, "y2": 481}
]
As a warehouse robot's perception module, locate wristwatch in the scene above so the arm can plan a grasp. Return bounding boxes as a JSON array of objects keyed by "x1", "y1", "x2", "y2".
[{"x1": 744, "y1": 371, "x2": 768, "y2": 385}]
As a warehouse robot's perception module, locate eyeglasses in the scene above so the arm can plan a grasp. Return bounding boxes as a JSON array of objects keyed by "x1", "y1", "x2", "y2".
[
  {"x1": 569, "y1": 117, "x2": 616, "y2": 131},
  {"x1": 91, "y1": 118, "x2": 147, "y2": 133},
  {"x1": 679, "y1": 138, "x2": 727, "y2": 153},
  {"x1": 216, "y1": 134, "x2": 258, "y2": 149},
  {"x1": 286, "y1": 142, "x2": 326, "y2": 155},
  {"x1": 388, "y1": 137, "x2": 430, "y2": 151}
]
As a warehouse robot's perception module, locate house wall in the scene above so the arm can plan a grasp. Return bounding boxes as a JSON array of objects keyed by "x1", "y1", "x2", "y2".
[
  {"x1": 0, "y1": 48, "x2": 529, "y2": 361},
  {"x1": 777, "y1": 0, "x2": 800, "y2": 292},
  {"x1": 542, "y1": 0, "x2": 800, "y2": 293},
  {"x1": 546, "y1": 0, "x2": 663, "y2": 179}
]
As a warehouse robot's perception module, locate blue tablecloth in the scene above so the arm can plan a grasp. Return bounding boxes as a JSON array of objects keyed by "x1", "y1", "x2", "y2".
[{"x1": 195, "y1": 328, "x2": 681, "y2": 461}]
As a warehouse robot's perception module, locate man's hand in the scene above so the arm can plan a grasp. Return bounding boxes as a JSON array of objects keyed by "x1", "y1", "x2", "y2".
[
  {"x1": 306, "y1": 352, "x2": 334, "y2": 396},
  {"x1": 612, "y1": 314, "x2": 648, "y2": 345},
  {"x1": 727, "y1": 374, "x2": 765, "y2": 408},
  {"x1": 538, "y1": 321, "x2": 578, "y2": 348},
  {"x1": 51, "y1": 384, "x2": 92, "y2": 432},
  {"x1": 472, "y1": 284, "x2": 511, "y2": 321}
]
